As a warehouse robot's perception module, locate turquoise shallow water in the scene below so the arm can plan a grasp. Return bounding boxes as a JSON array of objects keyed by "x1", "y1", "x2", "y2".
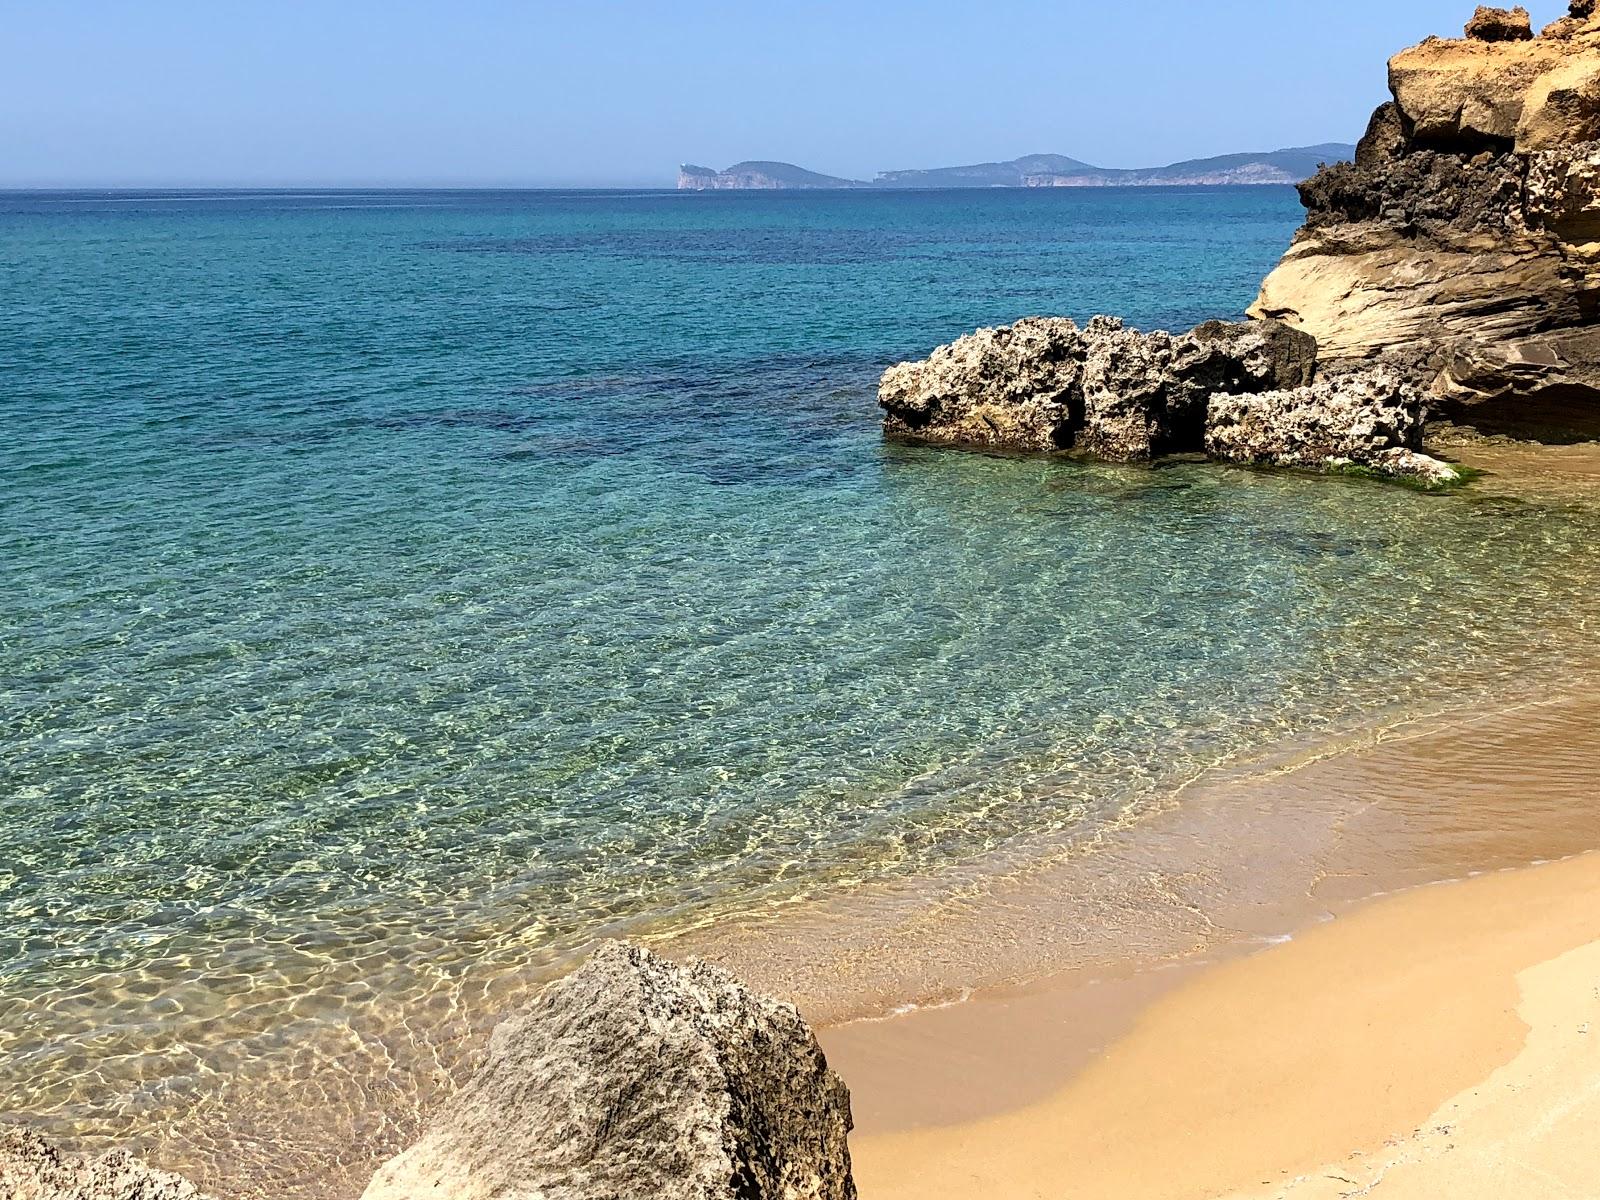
[{"x1": 4, "y1": 187, "x2": 1600, "y2": 1193}]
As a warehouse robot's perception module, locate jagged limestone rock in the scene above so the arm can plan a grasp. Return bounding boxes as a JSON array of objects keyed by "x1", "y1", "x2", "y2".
[
  {"x1": 878, "y1": 316, "x2": 1314, "y2": 460},
  {"x1": 1465, "y1": 5, "x2": 1533, "y2": 42},
  {"x1": 1078, "y1": 317, "x2": 1174, "y2": 460},
  {"x1": 362, "y1": 942, "x2": 855, "y2": 1200},
  {"x1": 1204, "y1": 367, "x2": 1426, "y2": 473},
  {"x1": 877, "y1": 317, "x2": 1082, "y2": 451},
  {"x1": 0, "y1": 1129, "x2": 212, "y2": 1200}
]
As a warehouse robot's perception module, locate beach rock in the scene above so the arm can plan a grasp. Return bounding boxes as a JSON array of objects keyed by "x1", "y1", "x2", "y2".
[
  {"x1": 878, "y1": 316, "x2": 1314, "y2": 459},
  {"x1": 877, "y1": 317, "x2": 1082, "y2": 450},
  {"x1": 0, "y1": 1129, "x2": 212, "y2": 1200},
  {"x1": 1249, "y1": 5, "x2": 1600, "y2": 430},
  {"x1": 1077, "y1": 317, "x2": 1174, "y2": 460},
  {"x1": 1203, "y1": 366, "x2": 1426, "y2": 473},
  {"x1": 1465, "y1": 5, "x2": 1533, "y2": 41},
  {"x1": 361, "y1": 941, "x2": 855, "y2": 1200}
]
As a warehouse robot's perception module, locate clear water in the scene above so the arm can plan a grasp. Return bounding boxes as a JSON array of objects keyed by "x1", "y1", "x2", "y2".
[{"x1": 4, "y1": 187, "x2": 1600, "y2": 1194}]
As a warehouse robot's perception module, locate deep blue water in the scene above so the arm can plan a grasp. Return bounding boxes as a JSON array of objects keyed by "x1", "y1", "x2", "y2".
[{"x1": 5, "y1": 187, "x2": 1600, "y2": 1192}]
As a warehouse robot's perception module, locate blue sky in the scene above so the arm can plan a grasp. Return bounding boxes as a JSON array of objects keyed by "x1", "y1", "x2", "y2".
[{"x1": 2, "y1": 1, "x2": 1573, "y2": 187}]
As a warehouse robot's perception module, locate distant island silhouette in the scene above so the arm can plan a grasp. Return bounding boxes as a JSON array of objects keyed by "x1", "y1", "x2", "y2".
[{"x1": 678, "y1": 145, "x2": 1354, "y2": 190}]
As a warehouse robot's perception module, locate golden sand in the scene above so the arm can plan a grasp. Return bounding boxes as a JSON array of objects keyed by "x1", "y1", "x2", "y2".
[{"x1": 842, "y1": 851, "x2": 1600, "y2": 1199}]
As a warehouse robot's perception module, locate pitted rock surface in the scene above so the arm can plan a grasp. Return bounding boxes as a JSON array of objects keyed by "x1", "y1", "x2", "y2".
[
  {"x1": 878, "y1": 316, "x2": 1314, "y2": 462},
  {"x1": 362, "y1": 942, "x2": 855, "y2": 1200},
  {"x1": 1204, "y1": 367, "x2": 1426, "y2": 469},
  {"x1": 0, "y1": 1129, "x2": 213, "y2": 1200}
]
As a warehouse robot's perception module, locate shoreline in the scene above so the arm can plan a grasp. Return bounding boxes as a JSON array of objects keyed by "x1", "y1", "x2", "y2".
[
  {"x1": 682, "y1": 665, "x2": 1600, "y2": 1019},
  {"x1": 681, "y1": 438, "x2": 1600, "y2": 1037},
  {"x1": 802, "y1": 678, "x2": 1600, "y2": 1130},
  {"x1": 844, "y1": 848, "x2": 1600, "y2": 1198},
  {"x1": 793, "y1": 455, "x2": 1600, "y2": 1196},
  {"x1": 26, "y1": 443, "x2": 1600, "y2": 1200}
]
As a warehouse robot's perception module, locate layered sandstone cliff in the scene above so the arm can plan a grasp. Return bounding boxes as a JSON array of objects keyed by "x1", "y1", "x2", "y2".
[{"x1": 1250, "y1": 2, "x2": 1600, "y2": 430}]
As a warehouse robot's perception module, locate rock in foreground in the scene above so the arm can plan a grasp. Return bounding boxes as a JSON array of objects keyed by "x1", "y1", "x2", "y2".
[
  {"x1": 0, "y1": 1129, "x2": 212, "y2": 1200},
  {"x1": 362, "y1": 941, "x2": 855, "y2": 1200}
]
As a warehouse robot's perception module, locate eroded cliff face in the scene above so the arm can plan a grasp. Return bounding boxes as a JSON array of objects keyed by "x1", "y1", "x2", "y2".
[{"x1": 1250, "y1": 2, "x2": 1600, "y2": 430}]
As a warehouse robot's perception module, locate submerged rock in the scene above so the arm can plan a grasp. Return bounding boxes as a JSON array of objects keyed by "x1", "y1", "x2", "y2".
[
  {"x1": 0, "y1": 1129, "x2": 212, "y2": 1200},
  {"x1": 1368, "y1": 447, "x2": 1474, "y2": 487},
  {"x1": 1204, "y1": 367, "x2": 1426, "y2": 474},
  {"x1": 362, "y1": 941, "x2": 855, "y2": 1200},
  {"x1": 878, "y1": 315, "x2": 1314, "y2": 461},
  {"x1": 1250, "y1": 3, "x2": 1600, "y2": 429}
]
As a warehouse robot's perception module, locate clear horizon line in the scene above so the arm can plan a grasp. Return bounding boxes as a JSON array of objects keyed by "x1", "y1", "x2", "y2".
[{"x1": 0, "y1": 178, "x2": 1322, "y2": 194}]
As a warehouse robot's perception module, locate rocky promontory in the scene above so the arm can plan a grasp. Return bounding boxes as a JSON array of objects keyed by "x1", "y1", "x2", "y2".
[
  {"x1": 1251, "y1": 2, "x2": 1600, "y2": 432},
  {"x1": 877, "y1": 315, "x2": 1465, "y2": 483},
  {"x1": 880, "y1": 4, "x2": 1600, "y2": 469},
  {"x1": 678, "y1": 162, "x2": 868, "y2": 190}
]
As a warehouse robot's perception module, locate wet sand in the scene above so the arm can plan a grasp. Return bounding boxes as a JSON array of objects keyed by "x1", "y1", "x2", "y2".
[
  {"x1": 685, "y1": 677, "x2": 1600, "y2": 1026},
  {"x1": 844, "y1": 850, "x2": 1600, "y2": 1199}
]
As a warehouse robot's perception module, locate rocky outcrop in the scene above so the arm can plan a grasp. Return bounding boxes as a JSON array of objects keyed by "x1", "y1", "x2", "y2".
[
  {"x1": 1250, "y1": 2, "x2": 1600, "y2": 432},
  {"x1": 872, "y1": 8, "x2": 1598, "y2": 475},
  {"x1": 878, "y1": 317, "x2": 1082, "y2": 452},
  {"x1": 362, "y1": 942, "x2": 854, "y2": 1200},
  {"x1": 877, "y1": 319, "x2": 1467, "y2": 480},
  {"x1": 1464, "y1": 6, "x2": 1533, "y2": 43},
  {"x1": 1203, "y1": 366, "x2": 1463, "y2": 483},
  {"x1": 878, "y1": 316, "x2": 1316, "y2": 461},
  {"x1": 0, "y1": 1129, "x2": 212, "y2": 1200}
]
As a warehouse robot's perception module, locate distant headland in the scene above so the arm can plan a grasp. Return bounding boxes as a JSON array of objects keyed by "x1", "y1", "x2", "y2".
[{"x1": 677, "y1": 145, "x2": 1355, "y2": 190}]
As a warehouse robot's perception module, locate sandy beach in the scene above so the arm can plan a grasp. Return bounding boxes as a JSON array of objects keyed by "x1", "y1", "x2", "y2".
[
  {"x1": 843, "y1": 850, "x2": 1600, "y2": 1198},
  {"x1": 816, "y1": 534, "x2": 1600, "y2": 1200}
]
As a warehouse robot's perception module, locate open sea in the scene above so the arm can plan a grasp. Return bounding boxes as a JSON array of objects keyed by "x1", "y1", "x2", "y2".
[{"x1": 5, "y1": 186, "x2": 1600, "y2": 1195}]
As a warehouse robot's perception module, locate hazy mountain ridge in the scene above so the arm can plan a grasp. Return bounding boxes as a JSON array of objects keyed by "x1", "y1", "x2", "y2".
[
  {"x1": 679, "y1": 144, "x2": 1355, "y2": 190},
  {"x1": 677, "y1": 161, "x2": 869, "y2": 190}
]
